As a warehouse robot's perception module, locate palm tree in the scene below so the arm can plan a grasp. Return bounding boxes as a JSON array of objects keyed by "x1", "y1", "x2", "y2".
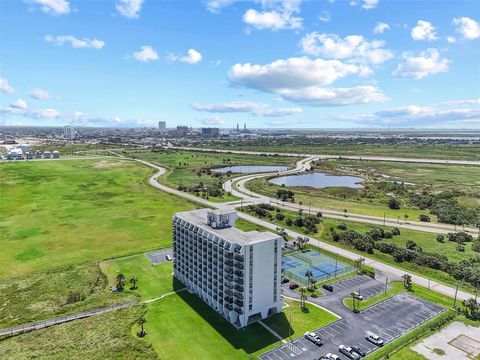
[
  {"x1": 355, "y1": 257, "x2": 365, "y2": 274},
  {"x1": 116, "y1": 273, "x2": 126, "y2": 291},
  {"x1": 404, "y1": 214, "x2": 409, "y2": 224},
  {"x1": 343, "y1": 209, "x2": 348, "y2": 218},
  {"x1": 402, "y1": 274, "x2": 412, "y2": 289},
  {"x1": 299, "y1": 288, "x2": 307, "y2": 309},
  {"x1": 304, "y1": 270, "x2": 313, "y2": 289},
  {"x1": 137, "y1": 316, "x2": 147, "y2": 337},
  {"x1": 311, "y1": 279, "x2": 317, "y2": 290},
  {"x1": 129, "y1": 275, "x2": 138, "y2": 290}
]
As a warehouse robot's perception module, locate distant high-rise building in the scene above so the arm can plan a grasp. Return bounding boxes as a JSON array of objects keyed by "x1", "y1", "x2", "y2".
[
  {"x1": 243, "y1": 123, "x2": 246, "y2": 132},
  {"x1": 201, "y1": 127, "x2": 220, "y2": 137},
  {"x1": 63, "y1": 125, "x2": 74, "y2": 140},
  {"x1": 236, "y1": 123, "x2": 239, "y2": 132},
  {"x1": 158, "y1": 121, "x2": 166, "y2": 132}
]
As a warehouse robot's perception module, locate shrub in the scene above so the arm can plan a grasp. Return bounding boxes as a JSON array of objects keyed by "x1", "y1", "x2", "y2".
[
  {"x1": 388, "y1": 198, "x2": 401, "y2": 209},
  {"x1": 419, "y1": 214, "x2": 431, "y2": 222},
  {"x1": 392, "y1": 228, "x2": 401, "y2": 236},
  {"x1": 472, "y1": 240, "x2": 480, "y2": 253},
  {"x1": 285, "y1": 218, "x2": 293, "y2": 226},
  {"x1": 337, "y1": 223, "x2": 347, "y2": 230},
  {"x1": 436, "y1": 234, "x2": 445, "y2": 243},
  {"x1": 275, "y1": 213, "x2": 285, "y2": 221}
]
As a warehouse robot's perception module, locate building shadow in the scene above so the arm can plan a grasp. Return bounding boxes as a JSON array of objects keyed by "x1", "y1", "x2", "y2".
[{"x1": 172, "y1": 277, "x2": 291, "y2": 355}]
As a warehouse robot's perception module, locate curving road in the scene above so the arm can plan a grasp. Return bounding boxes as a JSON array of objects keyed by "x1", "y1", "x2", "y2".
[
  {"x1": 118, "y1": 154, "x2": 475, "y2": 303},
  {"x1": 223, "y1": 156, "x2": 478, "y2": 235}
]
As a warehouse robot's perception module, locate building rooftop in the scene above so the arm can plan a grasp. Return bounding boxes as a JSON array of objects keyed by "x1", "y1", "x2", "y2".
[{"x1": 174, "y1": 208, "x2": 280, "y2": 246}]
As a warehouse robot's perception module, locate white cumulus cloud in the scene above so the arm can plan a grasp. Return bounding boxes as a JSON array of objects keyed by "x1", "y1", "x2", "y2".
[
  {"x1": 0, "y1": 77, "x2": 15, "y2": 93},
  {"x1": 180, "y1": 49, "x2": 203, "y2": 64},
  {"x1": 299, "y1": 33, "x2": 393, "y2": 65},
  {"x1": 10, "y1": 99, "x2": 28, "y2": 109},
  {"x1": 318, "y1": 11, "x2": 331, "y2": 23},
  {"x1": 130, "y1": 46, "x2": 159, "y2": 62},
  {"x1": 373, "y1": 22, "x2": 390, "y2": 34},
  {"x1": 279, "y1": 86, "x2": 388, "y2": 106},
  {"x1": 393, "y1": 49, "x2": 449, "y2": 79},
  {"x1": 243, "y1": 0, "x2": 303, "y2": 31},
  {"x1": 30, "y1": 88, "x2": 53, "y2": 100},
  {"x1": 116, "y1": 0, "x2": 144, "y2": 19},
  {"x1": 26, "y1": 0, "x2": 70, "y2": 16},
  {"x1": 44, "y1": 35, "x2": 105, "y2": 49},
  {"x1": 411, "y1": 20, "x2": 438, "y2": 41},
  {"x1": 350, "y1": 0, "x2": 379, "y2": 10},
  {"x1": 191, "y1": 101, "x2": 303, "y2": 117},
  {"x1": 229, "y1": 57, "x2": 363, "y2": 92},
  {"x1": 452, "y1": 17, "x2": 480, "y2": 40},
  {"x1": 197, "y1": 116, "x2": 225, "y2": 125}
]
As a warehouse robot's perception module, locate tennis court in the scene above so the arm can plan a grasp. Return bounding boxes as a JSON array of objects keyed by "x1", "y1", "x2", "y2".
[{"x1": 283, "y1": 249, "x2": 355, "y2": 286}]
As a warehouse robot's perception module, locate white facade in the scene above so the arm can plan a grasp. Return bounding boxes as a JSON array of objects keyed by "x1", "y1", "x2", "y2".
[{"x1": 173, "y1": 209, "x2": 283, "y2": 328}]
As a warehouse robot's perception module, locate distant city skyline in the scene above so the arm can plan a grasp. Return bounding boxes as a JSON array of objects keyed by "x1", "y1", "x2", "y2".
[{"x1": 0, "y1": 0, "x2": 479, "y2": 129}]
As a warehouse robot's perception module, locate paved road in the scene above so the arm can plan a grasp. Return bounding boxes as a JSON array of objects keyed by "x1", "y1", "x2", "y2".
[
  {"x1": 126, "y1": 156, "x2": 474, "y2": 302},
  {"x1": 223, "y1": 156, "x2": 478, "y2": 235},
  {"x1": 167, "y1": 146, "x2": 480, "y2": 166}
]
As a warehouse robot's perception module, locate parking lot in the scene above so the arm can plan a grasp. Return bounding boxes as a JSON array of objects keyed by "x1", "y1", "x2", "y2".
[
  {"x1": 262, "y1": 279, "x2": 445, "y2": 360},
  {"x1": 145, "y1": 248, "x2": 173, "y2": 265}
]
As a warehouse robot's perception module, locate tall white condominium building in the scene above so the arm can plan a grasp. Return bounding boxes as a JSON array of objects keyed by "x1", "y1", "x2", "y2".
[
  {"x1": 173, "y1": 209, "x2": 283, "y2": 328},
  {"x1": 158, "y1": 121, "x2": 166, "y2": 132},
  {"x1": 63, "y1": 125, "x2": 74, "y2": 139}
]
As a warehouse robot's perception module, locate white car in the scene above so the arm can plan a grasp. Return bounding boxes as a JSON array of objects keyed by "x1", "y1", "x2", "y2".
[
  {"x1": 324, "y1": 354, "x2": 339, "y2": 360},
  {"x1": 304, "y1": 331, "x2": 322, "y2": 345},
  {"x1": 365, "y1": 331, "x2": 384, "y2": 346},
  {"x1": 352, "y1": 291, "x2": 364, "y2": 300},
  {"x1": 165, "y1": 254, "x2": 172, "y2": 261},
  {"x1": 339, "y1": 345, "x2": 361, "y2": 360}
]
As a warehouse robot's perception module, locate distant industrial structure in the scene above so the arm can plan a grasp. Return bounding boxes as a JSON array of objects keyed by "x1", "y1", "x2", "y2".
[
  {"x1": 173, "y1": 209, "x2": 283, "y2": 328},
  {"x1": 201, "y1": 127, "x2": 220, "y2": 137}
]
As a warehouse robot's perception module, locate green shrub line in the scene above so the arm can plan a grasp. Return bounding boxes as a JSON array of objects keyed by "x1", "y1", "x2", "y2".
[{"x1": 365, "y1": 310, "x2": 457, "y2": 360}]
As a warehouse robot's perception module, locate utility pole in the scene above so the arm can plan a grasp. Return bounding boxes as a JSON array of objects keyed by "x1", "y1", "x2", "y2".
[
  {"x1": 428, "y1": 278, "x2": 430, "y2": 290},
  {"x1": 453, "y1": 282, "x2": 459, "y2": 308},
  {"x1": 383, "y1": 212, "x2": 386, "y2": 226},
  {"x1": 384, "y1": 277, "x2": 388, "y2": 295}
]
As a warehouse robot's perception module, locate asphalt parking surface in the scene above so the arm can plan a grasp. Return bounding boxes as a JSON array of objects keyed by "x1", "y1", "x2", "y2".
[
  {"x1": 145, "y1": 248, "x2": 173, "y2": 265},
  {"x1": 262, "y1": 276, "x2": 445, "y2": 360}
]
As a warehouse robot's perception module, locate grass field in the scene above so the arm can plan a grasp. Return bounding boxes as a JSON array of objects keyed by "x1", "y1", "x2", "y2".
[
  {"x1": 201, "y1": 142, "x2": 480, "y2": 161},
  {"x1": 125, "y1": 149, "x2": 296, "y2": 202},
  {"x1": 0, "y1": 306, "x2": 157, "y2": 360},
  {"x1": 0, "y1": 261, "x2": 135, "y2": 328},
  {"x1": 246, "y1": 159, "x2": 480, "y2": 222},
  {"x1": 0, "y1": 158, "x2": 197, "y2": 277}
]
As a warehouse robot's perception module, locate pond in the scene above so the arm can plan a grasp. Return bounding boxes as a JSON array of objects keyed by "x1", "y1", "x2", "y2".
[
  {"x1": 212, "y1": 165, "x2": 288, "y2": 174},
  {"x1": 269, "y1": 172, "x2": 365, "y2": 189}
]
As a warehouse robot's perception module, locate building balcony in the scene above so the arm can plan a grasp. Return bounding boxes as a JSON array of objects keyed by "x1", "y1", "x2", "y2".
[
  {"x1": 235, "y1": 299, "x2": 243, "y2": 307},
  {"x1": 234, "y1": 254, "x2": 244, "y2": 262},
  {"x1": 234, "y1": 285, "x2": 244, "y2": 292}
]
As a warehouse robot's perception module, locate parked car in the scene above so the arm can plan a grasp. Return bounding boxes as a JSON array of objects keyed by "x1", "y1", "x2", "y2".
[
  {"x1": 289, "y1": 283, "x2": 299, "y2": 290},
  {"x1": 352, "y1": 291, "x2": 364, "y2": 300},
  {"x1": 282, "y1": 278, "x2": 290, "y2": 284},
  {"x1": 351, "y1": 346, "x2": 367, "y2": 357},
  {"x1": 365, "y1": 331, "x2": 384, "y2": 346},
  {"x1": 322, "y1": 284, "x2": 333, "y2": 292},
  {"x1": 339, "y1": 345, "x2": 361, "y2": 360},
  {"x1": 304, "y1": 331, "x2": 322, "y2": 346},
  {"x1": 165, "y1": 254, "x2": 172, "y2": 261},
  {"x1": 323, "y1": 353, "x2": 339, "y2": 360}
]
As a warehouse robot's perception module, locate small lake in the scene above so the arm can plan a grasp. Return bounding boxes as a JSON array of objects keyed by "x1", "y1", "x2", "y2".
[
  {"x1": 270, "y1": 172, "x2": 365, "y2": 189},
  {"x1": 212, "y1": 165, "x2": 289, "y2": 174}
]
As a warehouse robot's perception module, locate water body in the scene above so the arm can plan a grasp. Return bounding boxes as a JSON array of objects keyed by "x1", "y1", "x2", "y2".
[
  {"x1": 212, "y1": 165, "x2": 288, "y2": 174},
  {"x1": 270, "y1": 172, "x2": 365, "y2": 189}
]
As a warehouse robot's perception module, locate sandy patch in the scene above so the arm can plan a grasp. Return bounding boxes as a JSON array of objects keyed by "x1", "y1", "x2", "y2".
[{"x1": 92, "y1": 160, "x2": 125, "y2": 169}]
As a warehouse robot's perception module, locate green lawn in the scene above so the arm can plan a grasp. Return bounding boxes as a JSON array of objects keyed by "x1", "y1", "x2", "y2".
[
  {"x1": 102, "y1": 254, "x2": 176, "y2": 301},
  {"x1": 125, "y1": 149, "x2": 297, "y2": 202},
  {"x1": 0, "y1": 306, "x2": 157, "y2": 360},
  {"x1": 0, "y1": 158, "x2": 197, "y2": 278},
  {"x1": 263, "y1": 299, "x2": 338, "y2": 340}
]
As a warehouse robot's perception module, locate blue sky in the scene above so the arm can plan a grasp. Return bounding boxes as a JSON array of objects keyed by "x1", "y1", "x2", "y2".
[{"x1": 0, "y1": 0, "x2": 479, "y2": 129}]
